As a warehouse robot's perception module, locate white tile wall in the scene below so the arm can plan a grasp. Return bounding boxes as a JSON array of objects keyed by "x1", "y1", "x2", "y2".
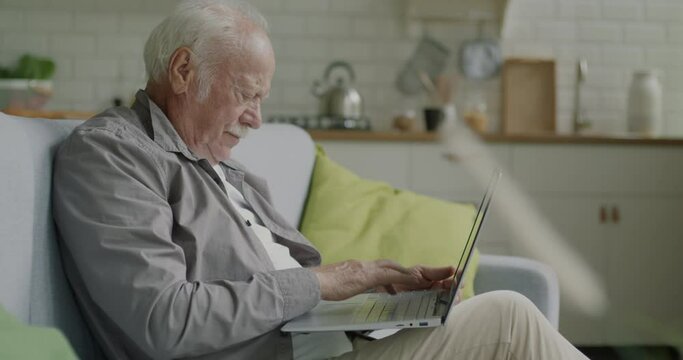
[
  {"x1": 0, "y1": 10, "x2": 24, "y2": 29},
  {"x1": 623, "y1": 23, "x2": 667, "y2": 44},
  {"x1": 49, "y1": 34, "x2": 96, "y2": 55},
  {"x1": 27, "y1": 10, "x2": 73, "y2": 31},
  {"x1": 1, "y1": 0, "x2": 498, "y2": 131},
  {"x1": 3, "y1": 0, "x2": 682, "y2": 134},
  {"x1": 646, "y1": 2, "x2": 683, "y2": 22},
  {"x1": 504, "y1": 0, "x2": 683, "y2": 135},
  {"x1": 602, "y1": 1, "x2": 641, "y2": 21},
  {"x1": 4, "y1": 33, "x2": 48, "y2": 53},
  {"x1": 73, "y1": 13, "x2": 119, "y2": 33},
  {"x1": 577, "y1": 22, "x2": 622, "y2": 42}
]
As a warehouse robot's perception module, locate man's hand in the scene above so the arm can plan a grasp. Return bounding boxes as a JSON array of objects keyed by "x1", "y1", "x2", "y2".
[{"x1": 311, "y1": 260, "x2": 455, "y2": 301}]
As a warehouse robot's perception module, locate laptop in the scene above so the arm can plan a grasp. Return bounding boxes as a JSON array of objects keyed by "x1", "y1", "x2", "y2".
[{"x1": 281, "y1": 169, "x2": 502, "y2": 333}]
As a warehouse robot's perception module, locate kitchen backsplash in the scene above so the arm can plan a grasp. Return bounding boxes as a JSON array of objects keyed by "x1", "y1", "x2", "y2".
[
  {"x1": 504, "y1": 0, "x2": 683, "y2": 135},
  {"x1": 1, "y1": 0, "x2": 682, "y2": 135},
  {"x1": 0, "y1": 0, "x2": 498, "y2": 131}
]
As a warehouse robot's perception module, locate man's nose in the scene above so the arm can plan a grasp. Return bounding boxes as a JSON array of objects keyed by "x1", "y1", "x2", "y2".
[{"x1": 240, "y1": 102, "x2": 261, "y2": 129}]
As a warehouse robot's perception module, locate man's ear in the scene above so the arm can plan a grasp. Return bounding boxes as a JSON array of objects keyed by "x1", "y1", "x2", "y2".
[{"x1": 167, "y1": 47, "x2": 195, "y2": 95}]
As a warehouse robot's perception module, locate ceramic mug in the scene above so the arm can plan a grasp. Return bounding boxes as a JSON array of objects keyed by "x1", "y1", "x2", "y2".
[{"x1": 424, "y1": 107, "x2": 444, "y2": 132}]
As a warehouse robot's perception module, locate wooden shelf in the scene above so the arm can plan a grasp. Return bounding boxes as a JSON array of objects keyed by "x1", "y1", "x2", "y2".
[
  {"x1": 307, "y1": 130, "x2": 439, "y2": 142},
  {"x1": 7, "y1": 109, "x2": 683, "y2": 146},
  {"x1": 308, "y1": 130, "x2": 683, "y2": 146},
  {"x1": 482, "y1": 133, "x2": 683, "y2": 145},
  {"x1": 3, "y1": 108, "x2": 96, "y2": 120}
]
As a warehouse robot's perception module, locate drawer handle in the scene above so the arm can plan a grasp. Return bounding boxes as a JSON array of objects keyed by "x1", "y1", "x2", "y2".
[
  {"x1": 612, "y1": 206, "x2": 621, "y2": 224},
  {"x1": 599, "y1": 206, "x2": 608, "y2": 224}
]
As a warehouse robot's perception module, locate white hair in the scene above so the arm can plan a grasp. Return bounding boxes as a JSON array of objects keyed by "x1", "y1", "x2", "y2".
[{"x1": 143, "y1": 0, "x2": 268, "y2": 100}]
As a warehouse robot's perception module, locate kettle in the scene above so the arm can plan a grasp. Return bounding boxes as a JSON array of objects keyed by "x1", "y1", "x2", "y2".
[{"x1": 311, "y1": 61, "x2": 363, "y2": 119}]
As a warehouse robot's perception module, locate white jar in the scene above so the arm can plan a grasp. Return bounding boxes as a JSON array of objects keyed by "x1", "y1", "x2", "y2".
[{"x1": 627, "y1": 70, "x2": 663, "y2": 137}]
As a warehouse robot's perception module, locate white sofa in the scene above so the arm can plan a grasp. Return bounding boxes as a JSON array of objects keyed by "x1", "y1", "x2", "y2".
[{"x1": 0, "y1": 114, "x2": 559, "y2": 358}]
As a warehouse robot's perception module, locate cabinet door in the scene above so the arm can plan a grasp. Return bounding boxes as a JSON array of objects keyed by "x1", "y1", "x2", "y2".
[
  {"x1": 512, "y1": 145, "x2": 615, "y2": 194},
  {"x1": 608, "y1": 197, "x2": 683, "y2": 346},
  {"x1": 408, "y1": 143, "x2": 514, "y2": 254},
  {"x1": 527, "y1": 196, "x2": 611, "y2": 345},
  {"x1": 609, "y1": 146, "x2": 683, "y2": 195},
  {"x1": 317, "y1": 141, "x2": 411, "y2": 189}
]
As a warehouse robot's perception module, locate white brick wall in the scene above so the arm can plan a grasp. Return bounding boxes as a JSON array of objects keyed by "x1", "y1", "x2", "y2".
[
  {"x1": 0, "y1": 9, "x2": 25, "y2": 29},
  {"x1": 73, "y1": 58, "x2": 119, "y2": 79},
  {"x1": 4, "y1": 33, "x2": 48, "y2": 53},
  {"x1": 602, "y1": 1, "x2": 642, "y2": 21},
  {"x1": 504, "y1": 0, "x2": 683, "y2": 135},
  {"x1": 601, "y1": 45, "x2": 644, "y2": 66},
  {"x1": 74, "y1": 13, "x2": 119, "y2": 33},
  {"x1": 578, "y1": 22, "x2": 622, "y2": 42},
  {"x1": 563, "y1": 1, "x2": 602, "y2": 20},
  {"x1": 536, "y1": 21, "x2": 577, "y2": 41},
  {"x1": 26, "y1": 10, "x2": 73, "y2": 31},
  {"x1": 49, "y1": 34, "x2": 96, "y2": 55},
  {"x1": 3, "y1": 0, "x2": 488, "y2": 129},
  {"x1": 646, "y1": 2, "x2": 683, "y2": 22},
  {"x1": 623, "y1": 23, "x2": 667, "y2": 44},
  {"x1": 3, "y1": 0, "x2": 682, "y2": 134}
]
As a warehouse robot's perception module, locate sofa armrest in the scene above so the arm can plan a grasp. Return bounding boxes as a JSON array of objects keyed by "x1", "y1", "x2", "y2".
[{"x1": 473, "y1": 254, "x2": 560, "y2": 329}]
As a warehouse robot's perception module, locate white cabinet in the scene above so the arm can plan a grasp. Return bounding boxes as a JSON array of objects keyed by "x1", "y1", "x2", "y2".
[
  {"x1": 608, "y1": 197, "x2": 683, "y2": 345},
  {"x1": 408, "y1": 143, "x2": 514, "y2": 200},
  {"x1": 317, "y1": 138, "x2": 683, "y2": 349},
  {"x1": 509, "y1": 144, "x2": 683, "y2": 347},
  {"x1": 320, "y1": 142, "x2": 411, "y2": 189},
  {"x1": 526, "y1": 195, "x2": 683, "y2": 346},
  {"x1": 530, "y1": 195, "x2": 611, "y2": 345},
  {"x1": 321, "y1": 140, "x2": 514, "y2": 255},
  {"x1": 511, "y1": 145, "x2": 617, "y2": 193}
]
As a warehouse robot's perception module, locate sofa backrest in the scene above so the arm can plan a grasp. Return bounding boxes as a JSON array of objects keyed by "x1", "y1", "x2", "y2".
[
  {"x1": 232, "y1": 123, "x2": 316, "y2": 227},
  {"x1": 0, "y1": 113, "x2": 316, "y2": 358},
  {"x1": 0, "y1": 114, "x2": 99, "y2": 358}
]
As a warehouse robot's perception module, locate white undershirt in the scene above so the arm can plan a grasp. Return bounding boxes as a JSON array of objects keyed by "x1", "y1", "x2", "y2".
[
  {"x1": 212, "y1": 165, "x2": 352, "y2": 359},
  {"x1": 213, "y1": 165, "x2": 301, "y2": 270}
]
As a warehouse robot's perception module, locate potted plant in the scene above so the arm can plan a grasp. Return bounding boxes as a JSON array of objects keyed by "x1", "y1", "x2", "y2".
[{"x1": 0, "y1": 54, "x2": 55, "y2": 110}]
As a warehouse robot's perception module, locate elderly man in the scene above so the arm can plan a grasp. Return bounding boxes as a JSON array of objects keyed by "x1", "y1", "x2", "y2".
[{"x1": 53, "y1": 1, "x2": 587, "y2": 359}]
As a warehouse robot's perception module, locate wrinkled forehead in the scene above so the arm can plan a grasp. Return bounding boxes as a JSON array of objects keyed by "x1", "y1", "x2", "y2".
[
  {"x1": 223, "y1": 57, "x2": 273, "y2": 94},
  {"x1": 215, "y1": 28, "x2": 275, "y2": 91}
]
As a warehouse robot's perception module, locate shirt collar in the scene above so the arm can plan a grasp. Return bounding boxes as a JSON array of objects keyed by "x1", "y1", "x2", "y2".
[
  {"x1": 132, "y1": 89, "x2": 198, "y2": 162},
  {"x1": 131, "y1": 89, "x2": 246, "y2": 173}
]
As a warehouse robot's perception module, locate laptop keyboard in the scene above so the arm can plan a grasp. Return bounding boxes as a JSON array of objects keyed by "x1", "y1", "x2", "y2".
[{"x1": 352, "y1": 290, "x2": 440, "y2": 323}]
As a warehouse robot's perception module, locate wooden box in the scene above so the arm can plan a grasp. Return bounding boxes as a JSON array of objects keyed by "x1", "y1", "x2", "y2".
[{"x1": 501, "y1": 58, "x2": 556, "y2": 134}]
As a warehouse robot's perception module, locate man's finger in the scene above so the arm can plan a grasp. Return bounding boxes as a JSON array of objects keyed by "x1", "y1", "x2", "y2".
[
  {"x1": 417, "y1": 265, "x2": 455, "y2": 281},
  {"x1": 376, "y1": 259, "x2": 412, "y2": 275},
  {"x1": 377, "y1": 267, "x2": 430, "y2": 288},
  {"x1": 384, "y1": 284, "x2": 398, "y2": 294},
  {"x1": 438, "y1": 278, "x2": 455, "y2": 290}
]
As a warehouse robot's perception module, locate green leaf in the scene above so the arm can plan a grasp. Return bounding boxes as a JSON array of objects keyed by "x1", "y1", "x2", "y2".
[
  {"x1": 0, "y1": 66, "x2": 11, "y2": 78},
  {"x1": 10, "y1": 54, "x2": 56, "y2": 79}
]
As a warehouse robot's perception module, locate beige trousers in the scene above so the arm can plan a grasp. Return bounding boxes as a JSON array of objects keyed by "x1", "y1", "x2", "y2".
[{"x1": 334, "y1": 291, "x2": 587, "y2": 360}]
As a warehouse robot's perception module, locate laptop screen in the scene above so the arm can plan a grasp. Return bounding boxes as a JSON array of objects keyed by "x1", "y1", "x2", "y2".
[{"x1": 441, "y1": 169, "x2": 501, "y2": 319}]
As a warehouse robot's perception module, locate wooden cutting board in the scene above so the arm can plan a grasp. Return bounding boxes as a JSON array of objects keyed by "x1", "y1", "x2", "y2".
[{"x1": 502, "y1": 58, "x2": 556, "y2": 134}]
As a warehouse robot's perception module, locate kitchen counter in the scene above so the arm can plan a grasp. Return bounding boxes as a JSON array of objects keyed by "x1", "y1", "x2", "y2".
[
  {"x1": 2, "y1": 108, "x2": 95, "y2": 120},
  {"x1": 7, "y1": 109, "x2": 683, "y2": 146},
  {"x1": 307, "y1": 130, "x2": 683, "y2": 146}
]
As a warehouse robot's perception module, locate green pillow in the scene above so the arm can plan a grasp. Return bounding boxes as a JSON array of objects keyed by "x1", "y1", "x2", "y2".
[
  {"x1": 0, "y1": 305, "x2": 77, "y2": 360},
  {"x1": 300, "y1": 146, "x2": 479, "y2": 299}
]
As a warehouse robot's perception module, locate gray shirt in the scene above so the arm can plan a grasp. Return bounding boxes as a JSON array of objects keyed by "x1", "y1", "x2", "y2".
[{"x1": 52, "y1": 90, "x2": 322, "y2": 359}]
